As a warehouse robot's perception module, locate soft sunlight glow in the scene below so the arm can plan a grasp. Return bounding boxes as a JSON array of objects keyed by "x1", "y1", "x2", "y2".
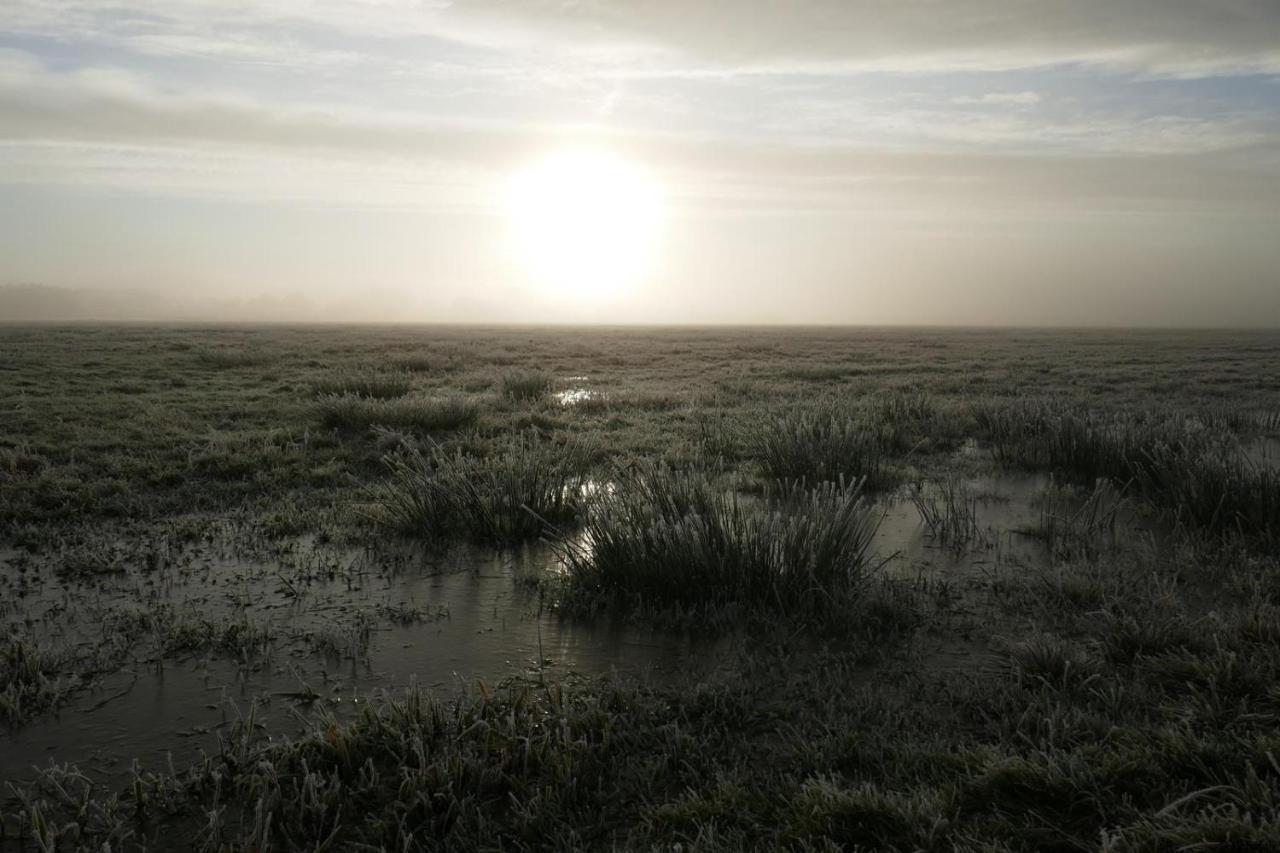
[{"x1": 505, "y1": 149, "x2": 663, "y2": 300}]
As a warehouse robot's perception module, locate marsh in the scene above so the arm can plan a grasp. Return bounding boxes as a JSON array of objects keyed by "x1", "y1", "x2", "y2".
[{"x1": 2, "y1": 324, "x2": 1278, "y2": 850}]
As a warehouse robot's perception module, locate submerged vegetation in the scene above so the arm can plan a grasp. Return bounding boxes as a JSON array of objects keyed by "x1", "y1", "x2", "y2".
[
  {"x1": 3, "y1": 325, "x2": 1280, "y2": 850},
  {"x1": 976, "y1": 399, "x2": 1280, "y2": 545}
]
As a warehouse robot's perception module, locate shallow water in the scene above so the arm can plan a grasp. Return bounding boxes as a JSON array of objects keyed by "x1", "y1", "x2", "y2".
[
  {"x1": 873, "y1": 472, "x2": 1053, "y2": 579},
  {"x1": 0, "y1": 540, "x2": 725, "y2": 785},
  {"x1": 1, "y1": 462, "x2": 1170, "y2": 786},
  {"x1": 871, "y1": 468, "x2": 1165, "y2": 580}
]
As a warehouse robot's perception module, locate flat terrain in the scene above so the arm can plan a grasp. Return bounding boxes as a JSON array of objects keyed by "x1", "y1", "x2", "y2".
[{"x1": 2, "y1": 325, "x2": 1279, "y2": 851}]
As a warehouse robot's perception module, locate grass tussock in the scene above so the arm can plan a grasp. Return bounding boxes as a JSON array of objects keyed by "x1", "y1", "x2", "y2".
[
  {"x1": 501, "y1": 369, "x2": 553, "y2": 401},
  {"x1": 553, "y1": 465, "x2": 881, "y2": 621},
  {"x1": 373, "y1": 433, "x2": 592, "y2": 543},
  {"x1": 1, "y1": 637, "x2": 75, "y2": 726},
  {"x1": 307, "y1": 368, "x2": 412, "y2": 399},
  {"x1": 754, "y1": 409, "x2": 891, "y2": 490},
  {"x1": 976, "y1": 399, "x2": 1280, "y2": 545},
  {"x1": 315, "y1": 393, "x2": 478, "y2": 432}
]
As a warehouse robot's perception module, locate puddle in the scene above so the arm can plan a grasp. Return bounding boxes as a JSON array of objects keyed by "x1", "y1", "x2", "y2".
[
  {"x1": 556, "y1": 388, "x2": 596, "y2": 406},
  {"x1": 871, "y1": 471, "x2": 1166, "y2": 579},
  {"x1": 0, "y1": 539, "x2": 726, "y2": 785},
  {"x1": 872, "y1": 472, "x2": 1053, "y2": 578}
]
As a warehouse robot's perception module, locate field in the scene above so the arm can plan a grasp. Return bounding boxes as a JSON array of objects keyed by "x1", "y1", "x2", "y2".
[{"x1": 2, "y1": 324, "x2": 1280, "y2": 851}]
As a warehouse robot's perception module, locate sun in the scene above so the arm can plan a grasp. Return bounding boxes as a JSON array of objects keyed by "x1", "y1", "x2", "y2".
[{"x1": 504, "y1": 149, "x2": 663, "y2": 300}]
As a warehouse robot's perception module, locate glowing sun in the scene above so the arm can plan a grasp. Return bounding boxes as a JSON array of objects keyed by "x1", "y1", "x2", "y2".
[{"x1": 504, "y1": 149, "x2": 663, "y2": 299}]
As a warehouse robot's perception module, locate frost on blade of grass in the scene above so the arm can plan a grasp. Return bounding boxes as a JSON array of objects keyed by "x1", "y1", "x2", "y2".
[
  {"x1": 501, "y1": 369, "x2": 553, "y2": 402},
  {"x1": 754, "y1": 408, "x2": 892, "y2": 490},
  {"x1": 910, "y1": 476, "x2": 985, "y2": 556},
  {"x1": 315, "y1": 393, "x2": 478, "y2": 432},
  {"x1": 974, "y1": 399, "x2": 1280, "y2": 546},
  {"x1": 551, "y1": 464, "x2": 881, "y2": 622},
  {"x1": 372, "y1": 432, "x2": 593, "y2": 544},
  {"x1": 307, "y1": 369, "x2": 412, "y2": 400}
]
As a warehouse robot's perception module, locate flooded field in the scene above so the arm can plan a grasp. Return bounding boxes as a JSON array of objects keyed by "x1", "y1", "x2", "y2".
[
  {"x1": 0, "y1": 535, "x2": 723, "y2": 784},
  {"x1": 2, "y1": 449, "x2": 1174, "y2": 787},
  {"x1": 2, "y1": 325, "x2": 1278, "y2": 850}
]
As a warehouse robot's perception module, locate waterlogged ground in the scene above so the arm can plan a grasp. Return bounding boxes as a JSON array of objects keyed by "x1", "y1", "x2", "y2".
[
  {"x1": 2, "y1": 457, "x2": 1169, "y2": 785},
  {"x1": 2, "y1": 325, "x2": 1279, "y2": 850},
  {"x1": 0, "y1": 533, "x2": 722, "y2": 784}
]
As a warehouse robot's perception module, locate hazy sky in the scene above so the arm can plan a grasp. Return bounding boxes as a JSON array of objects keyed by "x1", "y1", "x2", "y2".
[{"x1": 2, "y1": 1, "x2": 1278, "y2": 325}]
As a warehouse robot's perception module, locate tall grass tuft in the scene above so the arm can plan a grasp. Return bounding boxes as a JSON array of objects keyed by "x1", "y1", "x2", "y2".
[
  {"x1": 308, "y1": 369, "x2": 412, "y2": 399},
  {"x1": 315, "y1": 393, "x2": 477, "y2": 432},
  {"x1": 974, "y1": 399, "x2": 1278, "y2": 544},
  {"x1": 501, "y1": 370, "x2": 553, "y2": 402},
  {"x1": 374, "y1": 433, "x2": 592, "y2": 543},
  {"x1": 552, "y1": 465, "x2": 881, "y2": 620},
  {"x1": 1143, "y1": 446, "x2": 1280, "y2": 546},
  {"x1": 754, "y1": 410, "x2": 890, "y2": 490}
]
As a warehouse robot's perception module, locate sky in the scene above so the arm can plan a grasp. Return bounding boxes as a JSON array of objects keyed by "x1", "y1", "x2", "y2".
[{"x1": 1, "y1": 1, "x2": 1278, "y2": 325}]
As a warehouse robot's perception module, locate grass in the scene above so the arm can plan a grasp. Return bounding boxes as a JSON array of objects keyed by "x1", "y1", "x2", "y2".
[
  {"x1": 1021, "y1": 478, "x2": 1126, "y2": 561},
  {"x1": 910, "y1": 476, "x2": 984, "y2": 555},
  {"x1": 0, "y1": 638, "x2": 75, "y2": 726},
  {"x1": 307, "y1": 368, "x2": 412, "y2": 399},
  {"x1": 976, "y1": 399, "x2": 1280, "y2": 545},
  {"x1": 552, "y1": 465, "x2": 881, "y2": 622},
  {"x1": 315, "y1": 393, "x2": 478, "y2": 432},
  {"x1": 754, "y1": 408, "x2": 891, "y2": 490},
  {"x1": 4, "y1": 325, "x2": 1280, "y2": 851},
  {"x1": 501, "y1": 369, "x2": 553, "y2": 401},
  {"x1": 373, "y1": 432, "x2": 593, "y2": 543}
]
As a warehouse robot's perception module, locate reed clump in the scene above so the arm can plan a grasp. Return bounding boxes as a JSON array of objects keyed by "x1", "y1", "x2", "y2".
[
  {"x1": 501, "y1": 369, "x2": 553, "y2": 401},
  {"x1": 552, "y1": 465, "x2": 881, "y2": 620},
  {"x1": 374, "y1": 433, "x2": 592, "y2": 543},
  {"x1": 755, "y1": 409, "x2": 891, "y2": 490},
  {"x1": 975, "y1": 400, "x2": 1279, "y2": 544},
  {"x1": 315, "y1": 393, "x2": 478, "y2": 432},
  {"x1": 307, "y1": 369, "x2": 413, "y2": 399}
]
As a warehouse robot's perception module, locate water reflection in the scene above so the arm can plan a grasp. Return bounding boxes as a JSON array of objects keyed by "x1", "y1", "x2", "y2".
[{"x1": 0, "y1": 541, "x2": 725, "y2": 785}]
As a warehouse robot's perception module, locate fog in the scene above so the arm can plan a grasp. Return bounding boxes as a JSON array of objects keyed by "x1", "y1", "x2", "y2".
[{"x1": 2, "y1": 2, "x2": 1278, "y2": 326}]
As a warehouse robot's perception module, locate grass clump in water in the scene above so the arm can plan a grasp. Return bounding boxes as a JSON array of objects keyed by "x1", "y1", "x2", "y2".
[
  {"x1": 910, "y1": 476, "x2": 984, "y2": 556},
  {"x1": 754, "y1": 409, "x2": 891, "y2": 490},
  {"x1": 554, "y1": 465, "x2": 881, "y2": 621},
  {"x1": 975, "y1": 399, "x2": 1280, "y2": 544},
  {"x1": 374, "y1": 433, "x2": 591, "y2": 543},
  {"x1": 315, "y1": 393, "x2": 477, "y2": 432},
  {"x1": 0, "y1": 638, "x2": 75, "y2": 726}
]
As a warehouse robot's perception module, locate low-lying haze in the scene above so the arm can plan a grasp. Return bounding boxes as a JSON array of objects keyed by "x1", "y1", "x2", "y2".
[{"x1": 2, "y1": 1, "x2": 1278, "y2": 325}]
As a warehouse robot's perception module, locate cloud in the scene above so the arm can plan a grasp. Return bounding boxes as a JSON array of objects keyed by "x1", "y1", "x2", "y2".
[
  {"x1": 951, "y1": 91, "x2": 1043, "y2": 106},
  {"x1": 0, "y1": 48, "x2": 1276, "y2": 216},
  {"x1": 6, "y1": 1, "x2": 1280, "y2": 77},
  {"x1": 441, "y1": 0, "x2": 1280, "y2": 76}
]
